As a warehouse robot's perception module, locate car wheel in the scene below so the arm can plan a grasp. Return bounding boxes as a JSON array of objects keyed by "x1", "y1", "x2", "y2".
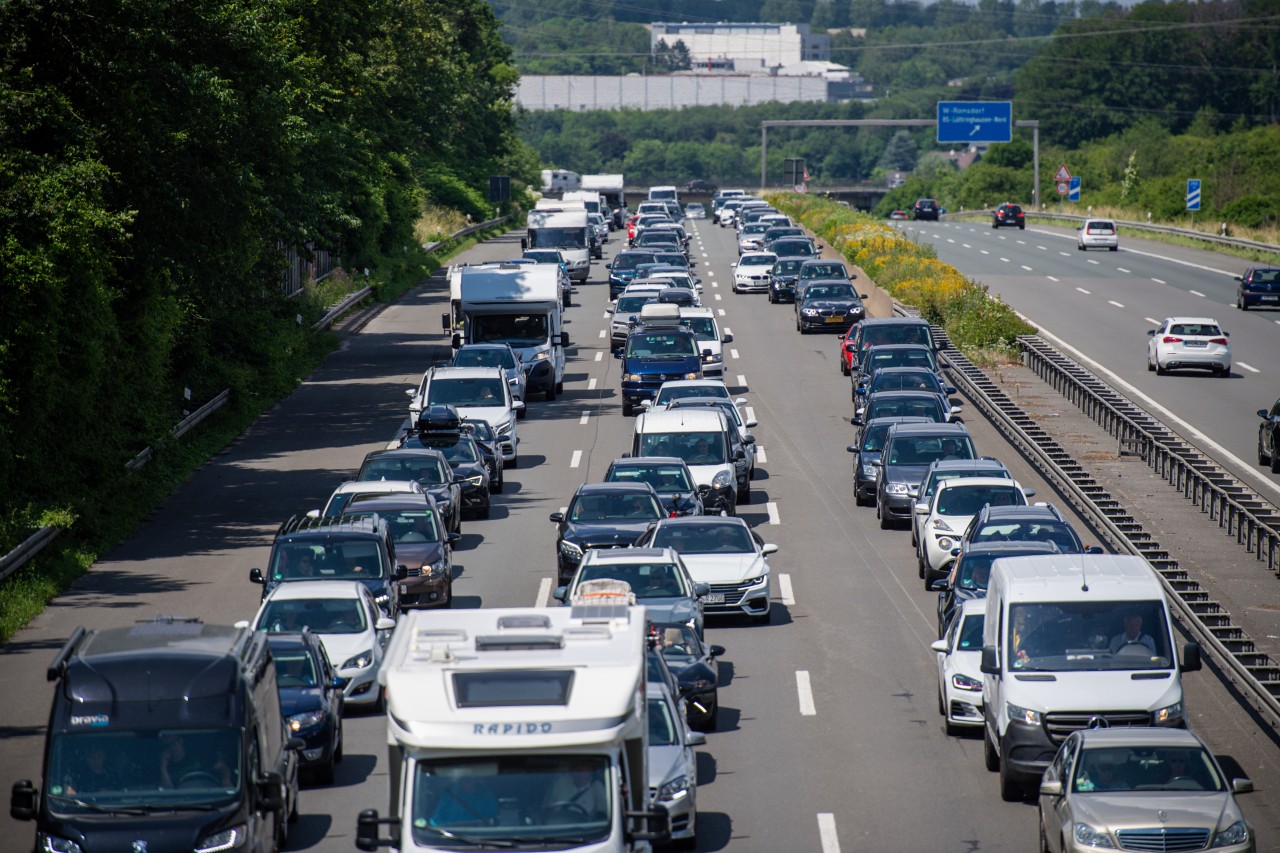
[
  {"x1": 1219, "y1": 365, "x2": 1231, "y2": 377},
  {"x1": 516, "y1": 406, "x2": 526, "y2": 420},
  {"x1": 1259, "y1": 437, "x2": 1269, "y2": 466},
  {"x1": 1077, "y1": 243, "x2": 1084, "y2": 251},
  {"x1": 878, "y1": 502, "x2": 891, "y2": 530},
  {"x1": 991, "y1": 221, "x2": 998, "y2": 229},
  {"x1": 490, "y1": 477, "x2": 502, "y2": 495},
  {"x1": 1239, "y1": 297, "x2": 1247, "y2": 310},
  {"x1": 741, "y1": 478, "x2": 752, "y2": 501},
  {"x1": 1155, "y1": 359, "x2": 1167, "y2": 376},
  {"x1": 1109, "y1": 245, "x2": 1118, "y2": 251},
  {"x1": 917, "y1": 549, "x2": 926, "y2": 579},
  {"x1": 999, "y1": 758, "x2": 1025, "y2": 802},
  {"x1": 335, "y1": 727, "x2": 343, "y2": 762},
  {"x1": 937, "y1": 684, "x2": 946, "y2": 716},
  {"x1": 1018, "y1": 223, "x2": 1025, "y2": 230},
  {"x1": 983, "y1": 726, "x2": 1000, "y2": 772},
  {"x1": 854, "y1": 488, "x2": 871, "y2": 508},
  {"x1": 1146, "y1": 352, "x2": 1155, "y2": 372},
  {"x1": 555, "y1": 380, "x2": 564, "y2": 394},
  {"x1": 840, "y1": 359, "x2": 849, "y2": 376}
]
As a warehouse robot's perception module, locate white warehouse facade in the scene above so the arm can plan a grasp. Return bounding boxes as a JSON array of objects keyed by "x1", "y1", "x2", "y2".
[
  {"x1": 516, "y1": 74, "x2": 829, "y2": 111},
  {"x1": 649, "y1": 22, "x2": 830, "y2": 68}
]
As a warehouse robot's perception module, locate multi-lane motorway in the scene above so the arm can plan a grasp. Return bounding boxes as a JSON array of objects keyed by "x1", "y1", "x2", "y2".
[{"x1": 2, "y1": 215, "x2": 1278, "y2": 852}]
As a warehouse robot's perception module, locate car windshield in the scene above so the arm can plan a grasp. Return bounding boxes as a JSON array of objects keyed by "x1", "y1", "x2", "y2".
[
  {"x1": 638, "y1": 431, "x2": 726, "y2": 465},
  {"x1": 923, "y1": 468, "x2": 1010, "y2": 498},
  {"x1": 772, "y1": 241, "x2": 814, "y2": 255},
  {"x1": 957, "y1": 614, "x2": 984, "y2": 650},
  {"x1": 469, "y1": 313, "x2": 549, "y2": 348},
  {"x1": 361, "y1": 456, "x2": 449, "y2": 485},
  {"x1": 742, "y1": 223, "x2": 768, "y2": 235},
  {"x1": 1072, "y1": 746, "x2": 1223, "y2": 794},
  {"x1": 636, "y1": 233, "x2": 679, "y2": 247},
  {"x1": 774, "y1": 259, "x2": 805, "y2": 275},
  {"x1": 568, "y1": 493, "x2": 662, "y2": 522},
  {"x1": 347, "y1": 509, "x2": 440, "y2": 544},
  {"x1": 863, "y1": 325, "x2": 933, "y2": 348},
  {"x1": 955, "y1": 554, "x2": 996, "y2": 591},
  {"x1": 273, "y1": 648, "x2": 320, "y2": 688},
  {"x1": 426, "y1": 377, "x2": 506, "y2": 408},
  {"x1": 683, "y1": 317, "x2": 717, "y2": 339},
  {"x1": 740, "y1": 254, "x2": 777, "y2": 267},
  {"x1": 625, "y1": 331, "x2": 697, "y2": 359},
  {"x1": 454, "y1": 348, "x2": 516, "y2": 370},
  {"x1": 656, "y1": 385, "x2": 729, "y2": 405},
  {"x1": 411, "y1": 756, "x2": 611, "y2": 845},
  {"x1": 802, "y1": 263, "x2": 847, "y2": 279},
  {"x1": 616, "y1": 295, "x2": 656, "y2": 315},
  {"x1": 884, "y1": 434, "x2": 975, "y2": 465},
  {"x1": 46, "y1": 729, "x2": 242, "y2": 813},
  {"x1": 935, "y1": 485, "x2": 1024, "y2": 516},
  {"x1": 972, "y1": 519, "x2": 1080, "y2": 551},
  {"x1": 870, "y1": 371, "x2": 942, "y2": 394},
  {"x1": 528, "y1": 227, "x2": 586, "y2": 250},
  {"x1": 864, "y1": 348, "x2": 939, "y2": 373},
  {"x1": 860, "y1": 422, "x2": 895, "y2": 452},
  {"x1": 652, "y1": 521, "x2": 753, "y2": 554},
  {"x1": 653, "y1": 254, "x2": 689, "y2": 268},
  {"x1": 804, "y1": 284, "x2": 856, "y2": 300},
  {"x1": 647, "y1": 697, "x2": 678, "y2": 747},
  {"x1": 259, "y1": 597, "x2": 368, "y2": 634},
  {"x1": 417, "y1": 437, "x2": 479, "y2": 463},
  {"x1": 271, "y1": 540, "x2": 387, "y2": 581},
  {"x1": 866, "y1": 396, "x2": 945, "y2": 422},
  {"x1": 607, "y1": 464, "x2": 693, "y2": 494},
  {"x1": 577, "y1": 562, "x2": 687, "y2": 597},
  {"x1": 1009, "y1": 600, "x2": 1172, "y2": 672}
]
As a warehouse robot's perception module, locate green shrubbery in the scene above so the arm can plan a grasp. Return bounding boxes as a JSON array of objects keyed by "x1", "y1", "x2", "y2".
[{"x1": 770, "y1": 193, "x2": 1035, "y2": 357}]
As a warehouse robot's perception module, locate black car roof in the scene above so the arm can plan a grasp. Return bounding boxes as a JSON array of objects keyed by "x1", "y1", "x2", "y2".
[
  {"x1": 608, "y1": 456, "x2": 690, "y2": 468},
  {"x1": 341, "y1": 494, "x2": 438, "y2": 513}
]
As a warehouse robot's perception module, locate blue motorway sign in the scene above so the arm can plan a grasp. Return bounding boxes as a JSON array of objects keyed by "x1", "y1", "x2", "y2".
[
  {"x1": 1186, "y1": 179, "x2": 1201, "y2": 211},
  {"x1": 936, "y1": 101, "x2": 1013, "y2": 144},
  {"x1": 1068, "y1": 176, "x2": 1081, "y2": 203}
]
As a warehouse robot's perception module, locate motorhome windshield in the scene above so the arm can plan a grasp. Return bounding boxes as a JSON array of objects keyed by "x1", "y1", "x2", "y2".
[
  {"x1": 470, "y1": 313, "x2": 549, "y2": 349},
  {"x1": 1007, "y1": 600, "x2": 1172, "y2": 672},
  {"x1": 47, "y1": 728, "x2": 242, "y2": 814},
  {"x1": 529, "y1": 227, "x2": 587, "y2": 250},
  {"x1": 411, "y1": 755, "x2": 612, "y2": 847}
]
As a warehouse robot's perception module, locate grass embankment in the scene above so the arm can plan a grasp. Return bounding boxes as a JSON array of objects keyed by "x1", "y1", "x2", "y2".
[
  {"x1": 0, "y1": 209, "x2": 499, "y2": 644},
  {"x1": 769, "y1": 193, "x2": 1035, "y2": 366}
]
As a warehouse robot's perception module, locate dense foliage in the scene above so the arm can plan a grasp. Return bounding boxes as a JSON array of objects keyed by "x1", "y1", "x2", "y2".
[{"x1": 0, "y1": 0, "x2": 533, "y2": 548}]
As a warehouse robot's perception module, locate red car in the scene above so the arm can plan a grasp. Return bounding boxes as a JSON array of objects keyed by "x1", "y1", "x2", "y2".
[
  {"x1": 837, "y1": 326, "x2": 860, "y2": 375},
  {"x1": 992, "y1": 203, "x2": 1025, "y2": 229},
  {"x1": 625, "y1": 214, "x2": 641, "y2": 241}
]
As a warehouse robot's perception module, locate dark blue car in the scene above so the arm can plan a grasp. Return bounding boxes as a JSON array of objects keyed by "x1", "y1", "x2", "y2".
[
  {"x1": 268, "y1": 631, "x2": 345, "y2": 784},
  {"x1": 615, "y1": 322, "x2": 704, "y2": 416}
]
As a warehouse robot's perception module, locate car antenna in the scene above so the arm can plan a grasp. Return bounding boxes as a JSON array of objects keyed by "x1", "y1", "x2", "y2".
[{"x1": 1079, "y1": 553, "x2": 1089, "y2": 593}]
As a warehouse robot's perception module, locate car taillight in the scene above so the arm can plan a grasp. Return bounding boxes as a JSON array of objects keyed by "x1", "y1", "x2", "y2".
[
  {"x1": 1162, "y1": 336, "x2": 1182, "y2": 344},
  {"x1": 1209, "y1": 337, "x2": 1228, "y2": 345}
]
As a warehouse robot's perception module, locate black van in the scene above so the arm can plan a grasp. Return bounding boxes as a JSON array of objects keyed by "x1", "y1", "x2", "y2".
[{"x1": 11, "y1": 617, "x2": 301, "y2": 852}]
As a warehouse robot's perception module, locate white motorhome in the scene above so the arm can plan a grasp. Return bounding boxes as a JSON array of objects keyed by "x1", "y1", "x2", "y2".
[
  {"x1": 446, "y1": 264, "x2": 567, "y2": 401},
  {"x1": 979, "y1": 553, "x2": 1201, "y2": 802},
  {"x1": 528, "y1": 202, "x2": 591, "y2": 281},
  {"x1": 354, "y1": 604, "x2": 671, "y2": 853},
  {"x1": 581, "y1": 174, "x2": 625, "y2": 227},
  {"x1": 563, "y1": 190, "x2": 605, "y2": 221},
  {"x1": 541, "y1": 169, "x2": 581, "y2": 196}
]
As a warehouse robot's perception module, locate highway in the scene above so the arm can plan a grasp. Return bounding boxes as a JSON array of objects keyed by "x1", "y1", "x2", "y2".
[
  {"x1": 2, "y1": 216, "x2": 1278, "y2": 852},
  {"x1": 895, "y1": 217, "x2": 1280, "y2": 503}
]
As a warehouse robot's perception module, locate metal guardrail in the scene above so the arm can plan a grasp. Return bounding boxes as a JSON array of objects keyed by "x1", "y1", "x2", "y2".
[
  {"x1": 954, "y1": 209, "x2": 1280, "y2": 255},
  {"x1": 1018, "y1": 336, "x2": 1280, "y2": 575},
  {"x1": 312, "y1": 286, "x2": 373, "y2": 332},
  {"x1": 898, "y1": 303, "x2": 1280, "y2": 729},
  {"x1": 422, "y1": 215, "x2": 510, "y2": 254},
  {"x1": 0, "y1": 526, "x2": 62, "y2": 584}
]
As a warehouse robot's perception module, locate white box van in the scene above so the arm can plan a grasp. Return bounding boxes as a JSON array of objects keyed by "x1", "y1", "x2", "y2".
[
  {"x1": 632, "y1": 408, "x2": 740, "y2": 516},
  {"x1": 979, "y1": 553, "x2": 1201, "y2": 801}
]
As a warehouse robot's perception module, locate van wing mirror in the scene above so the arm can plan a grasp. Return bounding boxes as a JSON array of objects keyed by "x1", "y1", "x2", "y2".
[
  {"x1": 1182, "y1": 641, "x2": 1202, "y2": 673},
  {"x1": 249, "y1": 567, "x2": 265, "y2": 585},
  {"x1": 980, "y1": 645, "x2": 1000, "y2": 675},
  {"x1": 356, "y1": 808, "x2": 402, "y2": 851},
  {"x1": 10, "y1": 780, "x2": 37, "y2": 821},
  {"x1": 561, "y1": 332, "x2": 570, "y2": 348},
  {"x1": 256, "y1": 771, "x2": 285, "y2": 812}
]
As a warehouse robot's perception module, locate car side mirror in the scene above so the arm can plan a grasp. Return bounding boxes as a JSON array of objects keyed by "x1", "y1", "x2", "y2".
[
  {"x1": 553, "y1": 586, "x2": 568, "y2": 601},
  {"x1": 945, "y1": 386, "x2": 958, "y2": 395},
  {"x1": 686, "y1": 731, "x2": 708, "y2": 748},
  {"x1": 10, "y1": 780, "x2": 37, "y2": 822},
  {"x1": 1039, "y1": 779, "x2": 1064, "y2": 797},
  {"x1": 305, "y1": 509, "x2": 321, "y2": 519},
  {"x1": 694, "y1": 582, "x2": 711, "y2": 597},
  {"x1": 607, "y1": 301, "x2": 616, "y2": 310},
  {"x1": 980, "y1": 645, "x2": 1000, "y2": 674},
  {"x1": 257, "y1": 771, "x2": 285, "y2": 812},
  {"x1": 930, "y1": 579, "x2": 949, "y2": 591},
  {"x1": 1022, "y1": 488, "x2": 1037, "y2": 498},
  {"x1": 561, "y1": 332, "x2": 570, "y2": 348},
  {"x1": 405, "y1": 387, "x2": 417, "y2": 399},
  {"x1": 846, "y1": 444, "x2": 858, "y2": 453},
  {"x1": 914, "y1": 503, "x2": 929, "y2": 514},
  {"x1": 929, "y1": 639, "x2": 947, "y2": 653},
  {"x1": 1084, "y1": 545, "x2": 1104, "y2": 554},
  {"x1": 451, "y1": 332, "x2": 462, "y2": 349},
  {"x1": 1182, "y1": 641, "x2": 1202, "y2": 673},
  {"x1": 447, "y1": 532, "x2": 462, "y2": 545},
  {"x1": 605, "y1": 263, "x2": 613, "y2": 270},
  {"x1": 1147, "y1": 329, "x2": 1156, "y2": 337},
  {"x1": 761, "y1": 544, "x2": 779, "y2": 556},
  {"x1": 1259, "y1": 410, "x2": 1269, "y2": 419},
  {"x1": 549, "y1": 512, "x2": 564, "y2": 523},
  {"x1": 850, "y1": 416, "x2": 862, "y2": 426},
  {"x1": 1232, "y1": 778, "x2": 1254, "y2": 794},
  {"x1": 393, "y1": 565, "x2": 408, "y2": 580},
  {"x1": 286, "y1": 736, "x2": 307, "y2": 751},
  {"x1": 234, "y1": 620, "x2": 250, "y2": 629},
  {"x1": 742, "y1": 434, "x2": 756, "y2": 445},
  {"x1": 376, "y1": 616, "x2": 396, "y2": 631},
  {"x1": 709, "y1": 644, "x2": 726, "y2": 657},
  {"x1": 249, "y1": 568, "x2": 265, "y2": 585},
  {"x1": 640, "y1": 400, "x2": 653, "y2": 410},
  {"x1": 513, "y1": 400, "x2": 526, "y2": 412}
]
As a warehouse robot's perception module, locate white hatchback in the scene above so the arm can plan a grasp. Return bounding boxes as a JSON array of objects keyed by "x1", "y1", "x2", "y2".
[
  {"x1": 1147, "y1": 316, "x2": 1231, "y2": 377},
  {"x1": 732, "y1": 252, "x2": 778, "y2": 293},
  {"x1": 930, "y1": 598, "x2": 986, "y2": 734},
  {"x1": 1076, "y1": 218, "x2": 1118, "y2": 251}
]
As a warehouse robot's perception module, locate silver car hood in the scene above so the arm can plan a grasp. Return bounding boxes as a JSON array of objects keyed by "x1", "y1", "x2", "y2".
[
  {"x1": 1070, "y1": 792, "x2": 1237, "y2": 833},
  {"x1": 647, "y1": 743, "x2": 690, "y2": 788}
]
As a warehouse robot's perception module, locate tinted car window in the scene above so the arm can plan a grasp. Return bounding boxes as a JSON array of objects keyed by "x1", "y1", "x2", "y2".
[
  {"x1": 884, "y1": 434, "x2": 975, "y2": 465},
  {"x1": 865, "y1": 396, "x2": 945, "y2": 422},
  {"x1": 568, "y1": 493, "x2": 662, "y2": 522}
]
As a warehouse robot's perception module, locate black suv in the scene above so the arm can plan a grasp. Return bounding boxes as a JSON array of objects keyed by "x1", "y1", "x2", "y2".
[
  {"x1": 992, "y1": 202, "x2": 1025, "y2": 229},
  {"x1": 1235, "y1": 266, "x2": 1280, "y2": 311},
  {"x1": 250, "y1": 515, "x2": 403, "y2": 616},
  {"x1": 913, "y1": 198, "x2": 939, "y2": 221},
  {"x1": 550, "y1": 482, "x2": 665, "y2": 581},
  {"x1": 768, "y1": 256, "x2": 808, "y2": 303},
  {"x1": 268, "y1": 630, "x2": 345, "y2": 784},
  {"x1": 1258, "y1": 397, "x2": 1280, "y2": 473}
]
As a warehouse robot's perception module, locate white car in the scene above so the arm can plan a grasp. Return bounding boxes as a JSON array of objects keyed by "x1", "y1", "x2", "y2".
[
  {"x1": 1146, "y1": 317, "x2": 1231, "y2": 377},
  {"x1": 678, "y1": 308, "x2": 730, "y2": 378},
  {"x1": 914, "y1": 477, "x2": 1031, "y2": 589},
  {"x1": 1076, "y1": 218, "x2": 1118, "y2": 251},
  {"x1": 641, "y1": 516, "x2": 774, "y2": 623},
  {"x1": 647, "y1": 675, "x2": 704, "y2": 843},
  {"x1": 247, "y1": 580, "x2": 395, "y2": 709},
  {"x1": 310, "y1": 479, "x2": 424, "y2": 518},
  {"x1": 407, "y1": 366, "x2": 524, "y2": 465},
  {"x1": 930, "y1": 598, "x2": 986, "y2": 735},
  {"x1": 646, "y1": 379, "x2": 737, "y2": 410},
  {"x1": 732, "y1": 252, "x2": 778, "y2": 293}
]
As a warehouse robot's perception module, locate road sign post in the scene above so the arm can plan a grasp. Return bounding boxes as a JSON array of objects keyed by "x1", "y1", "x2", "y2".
[{"x1": 936, "y1": 102, "x2": 1012, "y2": 144}]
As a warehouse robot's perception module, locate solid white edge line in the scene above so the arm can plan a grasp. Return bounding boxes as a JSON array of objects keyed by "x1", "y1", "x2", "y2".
[
  {"x1": 1152, "y1": 278, "x2": 1166, "y2": 284},
  {"x1": 767, "y1": 501, "x2": 781, "y2": 525},
  {"x1": 535, "y1": 578, "x2": 552, "y2": 608},
  {"x1": 1117, "y1": 267, "x2": 1131, "y2": 273},
  {"x1": 1238, "y1": 362, "x2": 1260, "y2": 373},
  {"x1": 1046, "y1": 276, "x2": 1059, "y2": 282},
  {"x1": 796, "y1": 671, "x2": 817, "y2": 716},
  {"x1": 1021, "y1": 265, "x2": 1033, "y2": 271},
  {"x1": 778, "y1": 572, "x2": 794, "y2": 605},
  {"x1": 579, "y1": 411, "x2": 589, "y2": 425},
  {"x1": 569, "y1": 450, "x2": 582, "y2": 468},
  {"x1": 817, "y1": 813, "x2": 841, "y2": 853}
]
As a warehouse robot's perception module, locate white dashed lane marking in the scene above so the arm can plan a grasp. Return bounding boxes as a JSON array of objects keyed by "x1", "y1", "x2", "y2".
[
  {"x1": 736, "y1": 374, "x2": 748, "y2": 390},
  {"x1": 588, "y1": 378, "x2": 597, "y2": 390},
  {"x1": 597, "y1": 330, "x2": 605, "y2": 338},
  {"x1": 817, "y1": 813, "x2": 841, "y2": 853},
  {"x1": 756, "y1": 446, "x2": 767, "y2": 464},
  {"x1": 569, "y1": 450, "x2": 582, "y2": 468},
  {"x1": 796, "y1": 670, "x2": 817, "y2": 716},
  {"x1": 1239, "y1": 362, "x2": 1260, "y2": 373},
  {"x1": 579, "y1": 411, "x2": 589, "y2": 425},
  {"x1": 718, "y1": 309, "x2": 726, "y2": 316},
  {"x1": 1152, "y1": 278, "x2": 1166, "y2": 284},
  {"x1": 1087, "y1": 259, "x2": 1099, "y2": 265},
  {"x1": 766, "y1": 501, "x2": 780, "y2": 525},
  {"x1": 1145, "y1": 317, "x2": 1160, "y2": 325},
  {"x1": 1076, "y1": 287, "x2": 1090, "y2": 294},
  {"x1": 999, "y1": 257, "x2": 1010, "y2": 263},
  {"x1": 730, "y1": 349, "x2": 740, "y2": 359},
  {"x1": 980, "y1": 250, "x2": 990, "y2": 255},
  {"x1": 1117, "y1": 267, "x2": 1130, "y2": 273},
  {"x1": 1190, "y1": 290, "x2": 1206, "y2": 297},
  {"x1": 1108, "y1": 300, "x2": 1125, "y2": 308},
  {"x1": 535, "y1": 578, "x2": 552, "y2": 608},
  {"x1": 778, "y1": 572, "x2": 795, "y2": 605},
  {"x1": 594, "y1": 352, "x2": 603, "y2": 362}
]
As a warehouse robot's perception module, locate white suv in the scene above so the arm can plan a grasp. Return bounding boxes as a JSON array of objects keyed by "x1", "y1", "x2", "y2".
[{"x1": 407, "y1": 366, "x2": 524, "y2": 466}]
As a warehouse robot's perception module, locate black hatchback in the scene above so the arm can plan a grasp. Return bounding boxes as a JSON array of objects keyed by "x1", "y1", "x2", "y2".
[
  {"x1": 992, "y1": 202, "x2": 1025, "y2": 229},
  {"x1": 913, "y1": 198, "x2": 939, "y2": 221},
  {"x1": 1236, "y1": 266, "x2": 1280, "y2": 311}
]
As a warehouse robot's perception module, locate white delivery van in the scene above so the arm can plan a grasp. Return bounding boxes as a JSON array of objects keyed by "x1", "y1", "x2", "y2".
[
  {"x1": 979, "y1": 553, "x2": 1201, "y2": 802},
  {"x1": 356, "y1": 603, "x2": 671, "y2": 852},
  {"x1": 632, "y1": 408, "x2": 740, "y2": 516},
  {"x1": 648, "y1": 186, "x2": 679, "y2": 203},
  {"x1": 581, "y1": 174, "x2": 626, "y2": 227}
]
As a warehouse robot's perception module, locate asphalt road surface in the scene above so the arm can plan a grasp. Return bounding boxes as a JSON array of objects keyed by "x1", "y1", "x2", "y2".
[{"x1": 2, "y1": 218, "x2": 1277, "y2": 852}]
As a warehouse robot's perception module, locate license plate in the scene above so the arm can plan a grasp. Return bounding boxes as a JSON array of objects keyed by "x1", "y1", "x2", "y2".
[
  {"x1": 825, "y1": 316, "x2": 845, "y2": 323},
  {"x1": 1264, "y1": 295, "x2": 1279, "y2": 302},
  {"x1": 702, "y1": 593, "x2": 725, "y2": 604},
  {"x1": 1184, "y1": 341, "x2": 1207, "y2": 347}
]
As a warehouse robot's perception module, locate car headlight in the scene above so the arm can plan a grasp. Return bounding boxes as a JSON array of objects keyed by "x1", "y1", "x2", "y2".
[
  {"x1": 196, "y1": 825, "x2": 247, "y2": 853},
  {"x1": 885, "y1": 482, "x2": 909, "y2": 494},
  {"x1": 426, "y1": 559, "x2": 448, "y2": 576},
  {"x1": 1154, "y1": 701, "x2": 1184, "y2": 725},
  {"x1": 952, "y1": 673, "x2": 982, "y2": 692},
  {"x1": 288, "y1": 710, "x2": 327, "y2": 731},
  {"x1": 530, "y1": 350, "x2": 551, "y2": 362},
  {"x1": 495, "y1": 420, "x2": 513, "y2": 437},
  {"x1": 624, "y1": 373, "x2": 643, "y2": 382},
  {"x1": 930, "y1": 519, "x2": 956, "y2": 533},
  {"x1": 464, "y1": 474, "x2": 484, "y2": 487},
  {"x1": 38, "y1": 837, "x2": 84, "y2": 853},
  {"x1": 342, "y1": 651, "x2": 374, "y2": 670},
  {"x1": 1072, "y1": 823, "x2": 1116, "y2": 849},
  {"x1": 801, "y1": 308, "x2": 818, "y2": 315},
  {"x1": 935, "y1": 537, "x2": 954, "y2": 551},
  {"x1": 559, "y1": 540, "x2": 583, "y2": 559},
  {"x1": 711, "y1": 471, "x2": 732, "y2": 489},
  {"x1": 1212, "y1": 820, "x2": 1249, "y2": 847},
  {"x1": 703, "y1": 353, "x2": 721, "y2": 363},
  {"x1": 374, "y1": 593, "x2": 390, "y2": 607},
  {"x1": 682, "y1": 372, "x2": 700, "y2": 380},
  {"x1": 745, "y1": 574, "x2": 767, "y2": 587},
  {"x1": 657, "y1": 775, "x2": 690, "y2": 802},
  {"x1": 1008, "y1": 702, "x2": 1041, "y2": 725}
]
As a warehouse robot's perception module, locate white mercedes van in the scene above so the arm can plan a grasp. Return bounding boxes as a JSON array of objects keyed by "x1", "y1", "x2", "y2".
[{"x1": 632, "y1": 408, "x2": 739, "y2": 516}]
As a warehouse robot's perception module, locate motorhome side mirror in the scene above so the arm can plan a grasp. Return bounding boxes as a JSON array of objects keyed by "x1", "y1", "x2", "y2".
[
  {"x1": 561, "y1": 332, "x2": 570, "y2": 348},
  {"x1": 1039, "y1": 779, "x2": 1064, "y2": 797},
  {"x1": 549, "y1": 512, "x2": 565, "y2": 523},
  {"x1": 451, "y1": 332, "x2": 462, "y2": 349},
  {"x1": 356, "y1": 808, "x2": 401, "y2": 851},
  {"x1": 10, "y1": 780, "x2": 37, "y2": 821},
  {"x1": 552, "y1": 586, "x2": 568, "y2": 602},
  {"x1": 980, "y1": 646, "x2": 1000, "y2": 674},
  {"x1": 249, "y1": 568, "x2": 265, "y2": 585},
  {"x1": 850, "y1": 416, "x2": 863, "y2": 426},
  {"x1": 688, "y1": 732, "x2": 707, "y2": 747},
  {"x1": 257, "y1": 771, "x2": 285, "y2": 811},
  {"x1": 441, "y1": 313, "x2": 450, "y2": 333},
  {"x1": 1182, "y1": 641, "x2": 1202, "y2": 673},
  {"x1": 930, "y1": 579, "x2": 949, "y2": 591}
]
